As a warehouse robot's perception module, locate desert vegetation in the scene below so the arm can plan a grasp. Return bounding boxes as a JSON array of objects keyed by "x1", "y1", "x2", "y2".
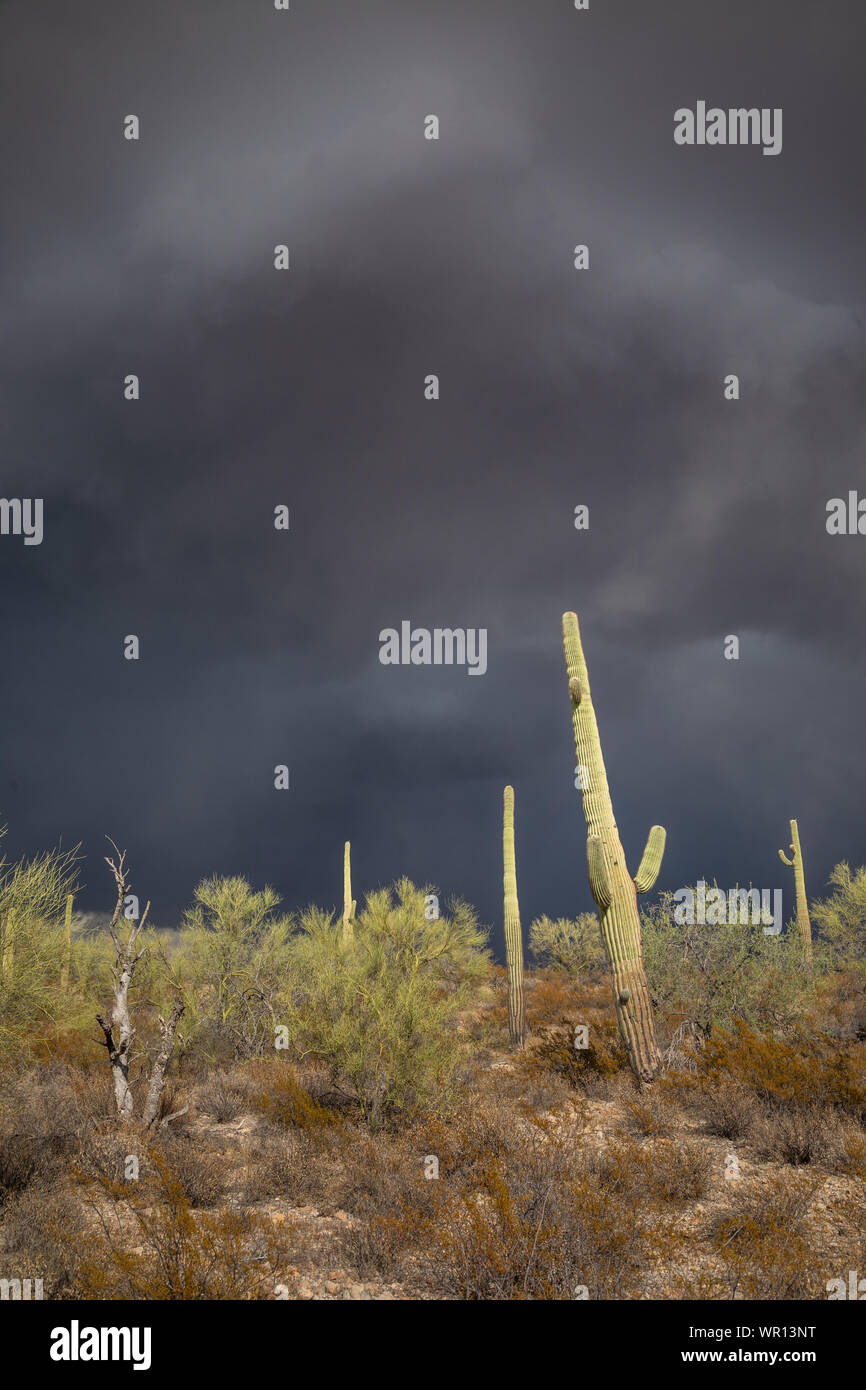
[{"x1": 1, "y1": 613, "x2": 864, "y2": 1300}]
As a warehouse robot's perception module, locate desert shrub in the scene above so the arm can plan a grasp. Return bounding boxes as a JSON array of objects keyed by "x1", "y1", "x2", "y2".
[
  {"x1": 0, "y1": 838, "x2": 85, "y2": 1060},
  {"x1": 30, "y1": 1027, "x2": 104, "y2": 1071},
  {"x1": 152, "y1": 1079, "x2": 192, "y2": 1133},
  {"x1": 750, "y1": 1105, "x2": 851, "y2": 1170},
  {"x1": 64, "y1": 1155, "x2": 285, "y2": 1299},
  {"x1": 173, "y1": 876, "x2": 293, "y2": 1061},
  {"x1": 709, "y1": 1174, "x2": 826, "y2": 1299},
  {"x1": 531, "y1": 1017, "x2": 627, "y2": 1094},
  {"x1": 420, "y1": 1149, "x2": 662, "y2": 1300},
  {"x1": 524, "y1": 972, "x2": 580, "y2": 1027},
  {"x1": 332, "y1": 1098, "x2": 673, "y2": 1299},
  {"x1": 326, "y1": 1099, "x2": 557, "y2": 1291},
  {"x1": 196, "y1": 1072, "x2": 248, "y2": 1123},
  {"x1": 814, "y1": 967, "x2": 866, "y2": 1042},
  {"x1": 332, "y1": 1131, "x2": 444, "y2": 1280},
  {"x1": 642, "y1": 888, "x2": 812, "y2": 1037},
  {"x1": 238, "y1": 1132, "x2": 310, "y2": 1204},
  {"x1": 524, "y1": 975, "x2": 620, "y2": 1031},
  {"x1": 837, "y1": 1127, "x2": 866, "y2": 1180},
  {"x1": 620, "y1": 1094, "x2": 672, "y2": 1138},
  {"x1": 585, "y1": 1136, "x2": 711, "y2": 1207},
  {"x1": 341, "y1": 1205, "x2": 414, "y2": 1280},
  {"x1": 681, "y1": 1082, "x2": 758, "y2": 1141},
  {"x1": 811, "y1": 862, "x2": 866, "y2": 972},
  {"x1": 642, "y1": 1141, "x2": 712, "y2": 1203},
  {"x1": 673, "y1": 1019, "x2": 866, "y2": 1124},
  {"x1": 249, "y1": 1063, "x2": 339, "y2": 1131},
  {"x1": 528, "y1": 913, "x2": 606, "y2": 979},
  {"x1": 282, "y1": 881, "x2": 490, "y2": 1129},
  {"x1": 0, "y1": 1134, "x2": 48, "y2": 1198},
  {"x1": 74, "y1": 1128, "x2": 148, "y2": 1191},
  {"x1": 0, "y1": 1184, "x2": 84, "y2": 1295},
  {"x1": 151, "y1": 1136, "x2": 229, "y2": 1208},
  {"x1": 332, "y1": 1132, "x2": 416, "y2": 1214},
  {"x1": 0, "y1": 1064, "x2": 110, "y2": 1198}
]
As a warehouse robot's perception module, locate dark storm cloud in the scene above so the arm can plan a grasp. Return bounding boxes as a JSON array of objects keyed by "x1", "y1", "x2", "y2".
[{"x1": 0, "y1": 0, "x2": 864, "y2": 944}]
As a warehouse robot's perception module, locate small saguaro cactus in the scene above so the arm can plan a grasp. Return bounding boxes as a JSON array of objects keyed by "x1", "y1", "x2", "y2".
[
  {"x1": 778, "y1": 819, "x2": 812, "y2": 965},
  {"x1": 0, "y1": 917, "x2": 12, "y2": 978},
  {"x1": 342, "y1": 841, "x2": 356, "y2": 945},
  {"x1": 502, "y1": 785, "x2": 526, "y2": 1049},
  {"x1": 562, "y1": 611, "x2": 666, "y2": 1082},
  {"x1": 60, "y1": 893, "x2": 74, "y2": 991}
]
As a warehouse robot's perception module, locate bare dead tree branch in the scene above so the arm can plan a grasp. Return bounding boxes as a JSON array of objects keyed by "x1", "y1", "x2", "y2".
[
  {"x1": 141, "y1": 998, "x2": 185, "y2": 1131},
  {"x1": 97, "y1": 840, "x2": 179, "y2": 1130}
]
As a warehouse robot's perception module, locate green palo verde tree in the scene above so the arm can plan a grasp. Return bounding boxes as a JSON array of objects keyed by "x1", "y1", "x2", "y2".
[
  {"x1": 562, "y1": 611, "x2": 666, "y2": 1082},
  {"x1": 778, "y1": 819, "x2": 812, "y2": 966},
  {"x1": 502, "y1": 786, "x2": 526, "y2": 1048}
]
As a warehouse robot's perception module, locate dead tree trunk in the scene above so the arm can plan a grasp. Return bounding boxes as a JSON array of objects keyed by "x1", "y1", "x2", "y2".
[
  {"x1": 141, "y1": 999, "x2": 185, "y2": 1129},
  {"x1": 96, "y1": 840, "x2": 184, "y2": 1129}
]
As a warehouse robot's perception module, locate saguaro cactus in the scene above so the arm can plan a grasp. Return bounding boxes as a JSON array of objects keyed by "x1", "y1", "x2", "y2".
[
  {"x1": 0, "y1": 917, "x2": 12, "y2": 978},
  {"x1": 503, "y1": 785, "x2": 526, "y2": 1048},
  {"x1": 562, "y1": 612, "x2": 666, "y2": 1082},
  {"x1": 60, "y1": 893, "x2": 74, "y2": 991},
  {"x1": 778, "y1": 819, "x2": 812, "y2": 965},
  {"x1": 342, "y1": 841, "x2": 356, "y2": 945}
]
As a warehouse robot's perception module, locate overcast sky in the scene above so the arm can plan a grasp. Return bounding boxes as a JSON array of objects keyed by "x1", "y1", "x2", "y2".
[{"x1": 1, "y1": 0, "x2": 864, "y2": 948}]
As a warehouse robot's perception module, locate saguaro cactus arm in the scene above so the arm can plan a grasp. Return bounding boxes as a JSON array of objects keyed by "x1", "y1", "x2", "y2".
[
  {"x1": 778, "y1": 847, "x2": 794, "y2": 867},
  {"x1": 634, "y1": 825, "x2": 667, "y2": 894},
  {"x1": 586, "y1": 835, "x2": 612, "y2": 910}
]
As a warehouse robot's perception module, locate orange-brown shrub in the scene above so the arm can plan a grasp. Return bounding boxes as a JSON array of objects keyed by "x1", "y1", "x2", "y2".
[
  {"x1": 30, "y1": 1027, "x2": 103, "y2": 1072},
  {"x1": 709, "y1": 1173, "x2": 827, "y2": 1299},
  {"x1": 524, "y1": 973, "x2": 582, "y2": 1027},
  {"x1": 620, "y1": 1095, "x2": 672, "y2": 1138},
  {"x1": 150, "y1": 1135, "x2": 229, "y2": 1208},
  {"x1": 675, "y1": 1081, "x2": 759, "y2": 1141},
  {"x1": 64, "y1": 1155, "x2": 289, "y2": 1299},
  {"x1": 0, "y1": 1183, "x2": 84, "y2": 1296},
  {"x1": 585, "y1": 1136, "x2": 711, "y2": 1206},
  {"x1": 414, "y1": 1151, "x2": 665, "y2": 1299},
  {"x1": 674, "y1": 1019, "x2": 866, "y2": 1122},
  {"x1": 246, "y1": 1061, "x2": 339, "y2": 1131},
  {"x1": 530, "y1": 1017, "x2": 628, "y2": 1092}
]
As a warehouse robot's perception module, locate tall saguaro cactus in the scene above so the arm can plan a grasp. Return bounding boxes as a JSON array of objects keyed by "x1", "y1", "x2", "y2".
[
  {"x1": 0, "y1": 917, "x2": 12, "y2": 978},
  {"x1": 778, "y1": 819, "x2": 812, "y2": 965},
  {"x1": 60, "y1": 893, "x2": 74, "y2": 992},
  {"x1": 503, "y1": 785, "x2": 526, "y2": 1049},
  {"x1": 342, "y1": 841, "x2": 356, "y2": 945},
  {"x1": 562, "y1": 612, "x2": 666, "y2": 1082}
]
